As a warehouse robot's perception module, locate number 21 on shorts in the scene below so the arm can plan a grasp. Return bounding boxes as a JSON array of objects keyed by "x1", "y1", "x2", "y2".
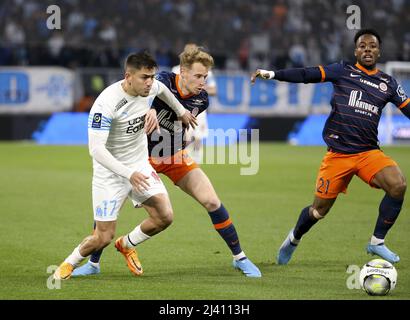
[{"x1": 316, "y1": 177, "x2": 330, "y2": 195}]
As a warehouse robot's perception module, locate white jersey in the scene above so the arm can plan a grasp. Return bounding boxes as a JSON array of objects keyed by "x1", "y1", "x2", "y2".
[{"x1": 88, "y1": 79, "x2": 185, "y2": 181}]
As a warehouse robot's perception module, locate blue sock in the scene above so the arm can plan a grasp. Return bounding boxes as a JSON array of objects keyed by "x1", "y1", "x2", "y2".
[
  {"x1": 293, "y1": 206, "x2": 318, "y2": 240},
  {"x1": 90, "y1": 249, "x2": 103, "y2": 263},
  {"x1": 208, "y1": 204, "x2": 242, "y2": 256},
  {"x1": 373, "y1": 194, "x2": 403, "y2": 239},
  {"x1": 90, "y1": 221, "x2": 103, "y2": 263}
]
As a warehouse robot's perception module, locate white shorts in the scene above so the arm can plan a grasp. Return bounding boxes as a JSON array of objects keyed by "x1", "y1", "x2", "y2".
[{"x1": 92, "y1": 163, "x2": 167, "y2": 221}]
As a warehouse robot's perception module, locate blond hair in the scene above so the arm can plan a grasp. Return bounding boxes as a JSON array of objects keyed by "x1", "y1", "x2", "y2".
[{"x1": 179, "y1": 44, "x2": 214, "y2": 69}]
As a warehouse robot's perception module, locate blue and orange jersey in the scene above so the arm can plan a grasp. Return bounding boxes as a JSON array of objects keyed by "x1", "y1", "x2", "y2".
[
  {"x1": 275, "y1": 61, "x2": 410, "y2": 153},
  {"x1": 148, "y1": 71, "x2": 209, "y2": 157},
  {"x1": 320, "y1": 61, "x2": 409, "y2": 153}
]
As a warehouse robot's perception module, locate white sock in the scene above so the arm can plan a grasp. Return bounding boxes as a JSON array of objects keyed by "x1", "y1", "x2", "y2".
[
  {"x1": 289, "y1": 231, "x2": 300, "y2": 245},
  {"x1": 65, "y1": 245, "x2": 86, "y2": 267},
  {"x1": 124, "y1": 225, "x2": 151, "y2": 249},
  {"x1": 233, "y1": 251, "x2": 246, "y2": 261},
  {"x1": 370, "y1": 235, "x2": 384, "y2": 245}
]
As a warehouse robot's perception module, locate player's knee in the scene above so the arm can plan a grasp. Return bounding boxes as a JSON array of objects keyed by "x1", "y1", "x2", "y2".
[
  {"x1": 202, "y1": 197, "x2": 221, "y2": 212},
  {"x1": 310, "y1": 207, "x2": 328, "y2": 220},
  {"x1": 156, "y1": 209, "x2": 174, "y2": 230},
  {"x1": 389, "y1": 180, "x2": 407, "y2": 198}
]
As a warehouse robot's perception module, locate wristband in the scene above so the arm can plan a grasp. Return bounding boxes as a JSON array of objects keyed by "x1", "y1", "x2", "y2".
[{"x1": 259, "y1": 69, "x2": 275, "y2": 79}]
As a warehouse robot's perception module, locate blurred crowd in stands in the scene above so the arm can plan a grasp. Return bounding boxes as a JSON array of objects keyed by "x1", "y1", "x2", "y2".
[{"x1": 1, "y1": 0, "x2": 410, "y2": 70}]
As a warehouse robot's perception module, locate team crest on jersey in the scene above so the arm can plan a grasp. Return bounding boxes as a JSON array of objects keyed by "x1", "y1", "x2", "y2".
[
  {"x1": 191, "y1": 107, "x2": 199, "y2": 116},
  {"x1": 397, "y1": 85, "x2": 407, "y2": 102},
  {"x1": 92, "y1": 113, "x2": 102, "y2": 128},
  {"x1": 379, "y1": 82, "x2": 388, "y2": 92}
]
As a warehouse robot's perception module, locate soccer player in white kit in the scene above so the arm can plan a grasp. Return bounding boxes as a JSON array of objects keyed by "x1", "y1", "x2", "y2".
[
  {"x1": 53, "y1": 52, "x2": 197, "y2": 280},
  {"x1": 72, "y1": 45, "x2": 261, "y2": 278}
]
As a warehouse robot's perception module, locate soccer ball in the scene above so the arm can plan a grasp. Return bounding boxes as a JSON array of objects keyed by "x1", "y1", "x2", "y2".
[{"x1": 359, "y1": 259, "x2": 397, "y2": 296}]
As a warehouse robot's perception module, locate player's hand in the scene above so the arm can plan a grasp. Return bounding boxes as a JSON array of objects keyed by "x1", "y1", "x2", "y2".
[
  {"x1": 178, "y1": 110, "x2": 198, "y2": 130},
  {"x1": 129, "y1": 171, "x2": 150, "y2": 192},
  {"x1": 251, "y1": 69, "x2": 275, "y2": 84},
  {"x1": 145, "y1": 109, "x2": 160, "y2": 135}
]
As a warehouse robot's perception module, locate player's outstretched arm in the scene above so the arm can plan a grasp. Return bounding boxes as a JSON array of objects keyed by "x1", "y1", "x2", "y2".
[{"x1": 251, "y1": 66, "x2": 324, "y2": 84}]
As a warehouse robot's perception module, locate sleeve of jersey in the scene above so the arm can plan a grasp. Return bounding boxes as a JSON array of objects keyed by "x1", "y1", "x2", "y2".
[
  {"x1": 275, "y1": 63, "x2": 340, "y2": 83},
  {"x1": 154, "y1": 80, "x2": 186, "y2": 116},
  {"x1": 273, "y1": 67, "x2": 321, "y2": 83},
  {"x1": 320, "y1": 62, "x2": 343, "y2": 82},
  {"x1": 274, "y1": 63, "x2": 341, "y2": 83},
  {"x1": 390, "y1": 81, "x2": 410, "y2": 119},
  {"x1": 400, "y1": 102, "x2": 410, "y2": 119},
  {"x1": 88, "y1": 106, "x2": 134, "y2": 180}
]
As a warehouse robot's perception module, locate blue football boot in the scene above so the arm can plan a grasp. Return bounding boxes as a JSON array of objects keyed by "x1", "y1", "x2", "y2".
[
  {"x1": 277, "y1": 229, "x2": 298, "y2": 265},
  {"x1": 232, "y1": 258, "x2": 262, "y2": 278},
  {"x1": 71, "y1": 261, "x2": 101, "y2": 277},
  {"x1": 366, "y1": 243, "x2": 400, "y2": 264}
]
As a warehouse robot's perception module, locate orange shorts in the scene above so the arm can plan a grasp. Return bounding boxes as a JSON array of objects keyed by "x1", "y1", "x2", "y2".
[
  {"x1": 315, "y1": 149, "x2": 397, "y2": 199},
  {"x1": 149, "y1": 149, "x2": 199, "y2": 184}
]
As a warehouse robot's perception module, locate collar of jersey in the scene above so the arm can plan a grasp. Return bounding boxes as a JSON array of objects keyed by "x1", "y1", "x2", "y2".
[
  {"x1": 175, "y1": 74, "x2": 195, "y2": 99},
  {"x1": 355, "y1": 63, "x2": 379, "y2": 75}
]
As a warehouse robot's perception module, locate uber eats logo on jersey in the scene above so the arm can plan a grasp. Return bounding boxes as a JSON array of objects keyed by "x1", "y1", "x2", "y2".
[{"x1": 126, "y1": 115, "x2": 146, "y2": 133}]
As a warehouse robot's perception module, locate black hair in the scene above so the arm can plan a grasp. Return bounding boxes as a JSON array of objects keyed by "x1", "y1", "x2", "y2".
[
  {"x1": 125, "y1": 51, "x2": 157, "y2": 71},
  {"x1": 354, "y1": 29, "x2": 382, "y2": 45}
]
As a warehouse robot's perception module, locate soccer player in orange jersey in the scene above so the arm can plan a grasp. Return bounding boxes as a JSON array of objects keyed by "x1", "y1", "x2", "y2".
[
  {"x1": 73, "y1": 45, "x2": 261, "y2": 278},
  {"x1": 252, "y1": 29, "x2": 409, "y2": 265}
]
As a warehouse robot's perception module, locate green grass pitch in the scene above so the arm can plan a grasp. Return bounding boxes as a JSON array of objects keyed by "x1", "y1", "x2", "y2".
[{"x1": 0, "y1": 142, "x2": 409, "y2": 300}]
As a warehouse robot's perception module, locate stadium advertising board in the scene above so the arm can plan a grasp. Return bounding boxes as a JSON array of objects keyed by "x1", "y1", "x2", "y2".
[
  {"x1": 209, "y1": 72, "x2": 333, "y2": 115},
  {"x1": 0, "y1": 67, "x2": 74, "y2": 114},
  {"x1": 209, "y1": 72, "x2": 410, "y2": 116}
]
